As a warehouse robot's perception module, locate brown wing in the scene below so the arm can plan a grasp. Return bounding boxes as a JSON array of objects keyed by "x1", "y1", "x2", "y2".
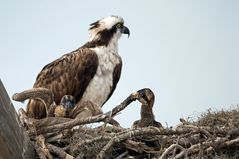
[
  {"x1": 102, "y1": 57, "x2": 122, "y2": 106},
  {"x1": 27, "y1": 48, "x2": 98, "y2": 119}
]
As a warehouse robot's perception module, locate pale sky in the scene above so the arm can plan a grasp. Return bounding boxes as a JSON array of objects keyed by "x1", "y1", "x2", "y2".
[{"x1": 1, "y1": 0, "x2": 239, "y2": 127}]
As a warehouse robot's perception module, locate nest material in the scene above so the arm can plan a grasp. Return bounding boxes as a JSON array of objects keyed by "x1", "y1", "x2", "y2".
[
  {"x1": 16, "y1": 90, "x2": 239, "y2": 159},
  {"x1": 21, "y1": 107, "x2": 239, "y2": 159}
]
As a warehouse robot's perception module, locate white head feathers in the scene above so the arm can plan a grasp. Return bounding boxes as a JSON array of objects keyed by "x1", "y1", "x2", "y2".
[
  {"x1": 88, "y1": 16, "x2": 124, "y2": 42},
  {"x1": 97, "y1": 16, "x2": 124, "y2": 29}
]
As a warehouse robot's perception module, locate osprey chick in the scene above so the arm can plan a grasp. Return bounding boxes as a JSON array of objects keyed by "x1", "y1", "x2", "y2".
[
  {"x1": 54, "y1": 95, "x2": 75, "y2": 117},
  {"x1": 27, "y1": 16, "x2": 130, "y2": 119},
  {"x1": 132, "y1": 88, "x2": 162, "y2": 128}
]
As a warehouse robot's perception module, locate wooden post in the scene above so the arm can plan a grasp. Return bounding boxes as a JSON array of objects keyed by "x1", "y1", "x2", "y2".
[{"x1": 0, "y1": 79, "x2": 36, "y2": 159}]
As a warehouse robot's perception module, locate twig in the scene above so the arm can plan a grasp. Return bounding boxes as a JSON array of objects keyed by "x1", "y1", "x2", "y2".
[
  {"x1": 35, "y1": 135, "x2": 53, "y2": 159},
  {"x1": 18, "y1": 108, "x2": 36, "y2": 132},
  {"x1": 115, "y1": 151, "x2": 129, "y2": 159},
  {"x1": 221, "y1": 136, "x2": 239, "y2": 147},
  {"x1": 174, "y1": 137, "x2": 232, "y2": 159},
  {"x1": 46, "y1": 143, "x2": 74, "y2": 159},
  {"x1": 18, "y1": 108, "x2": 28, "y2": 127},
  {"x1": 198, "y1": 140, "x2": 203, "y2": 159},
  {"x1": 182, "y1": 124, "x2": 213, "y2": 139},
  {"x1": 34, "y1": 142, "x2": 47, "y2": 159},
  {"x1": 174, "y1": 141, "x2": 208, "y2": 159},
  {"x1": 46, "y1": 130, "x2": 71, "y2": 144},
  {"x1": 30, "y1": 92, "x2": 139, "y2": 135},
  {"x1": 96, "y1": 127, "x2": 191, "y2": 159},
  {"x1": 77, "y1": 136, "x2": 111, "y2": 147},
  {"x1": 124, "y1": 139, "x2": 159, "y2": 153},
  {"x1": 72, "y1": 136, "x2": 112, "y2": 154},
  {"x1": 206, "y1": 137, "x2": 239, "y2": 154},
  {"x1": 159, "y1": 144, "x2": 184, "y2": 159}
]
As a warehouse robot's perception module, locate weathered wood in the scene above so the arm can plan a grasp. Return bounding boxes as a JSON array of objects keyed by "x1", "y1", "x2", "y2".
[{"x1": 0, "y1": 79, "x2": 37, "y2": 159}]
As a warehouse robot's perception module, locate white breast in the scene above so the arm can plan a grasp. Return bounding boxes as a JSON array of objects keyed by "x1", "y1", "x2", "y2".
[{"x1": 79, "y1": 45, "x2": 121, "y2": 107}]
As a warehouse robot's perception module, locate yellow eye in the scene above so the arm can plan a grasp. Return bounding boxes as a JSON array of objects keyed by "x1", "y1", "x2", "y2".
[{"x1": 116, "y1": 23, "x2": 123, "y2": 28}]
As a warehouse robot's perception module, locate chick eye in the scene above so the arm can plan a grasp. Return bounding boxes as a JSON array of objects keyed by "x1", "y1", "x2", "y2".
[{"x1": 116, "y1": 23, "x2": 123, "y2": 28}]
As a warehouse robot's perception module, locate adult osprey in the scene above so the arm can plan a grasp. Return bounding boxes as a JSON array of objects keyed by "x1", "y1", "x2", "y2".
[{"x1": 27, "y1": 16, "x2": 130, "y2": 119}]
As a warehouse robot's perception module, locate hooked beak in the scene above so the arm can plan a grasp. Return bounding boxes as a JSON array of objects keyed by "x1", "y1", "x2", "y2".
[{"x1": 121, "y1": 26, "x2": 130, "y2": 37}]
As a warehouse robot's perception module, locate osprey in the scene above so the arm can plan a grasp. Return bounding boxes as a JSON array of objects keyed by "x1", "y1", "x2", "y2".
[
  {"x1": 131, "y1": 88, "x2": 162, "y2": 128},
  {"x1": 27, "y1": 16, "x2": 130, "y2": 119}
]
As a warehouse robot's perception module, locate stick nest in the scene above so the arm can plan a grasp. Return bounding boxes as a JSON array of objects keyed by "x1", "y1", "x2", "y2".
[{"x1": 18, "y1": 94, "x2": 239, "y2": 159}]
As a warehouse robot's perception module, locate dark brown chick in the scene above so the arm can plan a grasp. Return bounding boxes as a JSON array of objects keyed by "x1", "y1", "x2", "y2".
[{"x1": 132, "y1": 88, "x2": 162, "y2": 129}]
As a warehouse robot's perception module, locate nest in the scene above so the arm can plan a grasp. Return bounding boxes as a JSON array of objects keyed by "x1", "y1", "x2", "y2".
[{"x1": 15, "y1": 90, "x2": 239, "y2": 159}]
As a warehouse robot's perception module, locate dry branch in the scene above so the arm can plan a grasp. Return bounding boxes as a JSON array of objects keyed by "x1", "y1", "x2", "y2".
[
  {"x1": 35, "y1": 135, "x2": 53, "y2": 159},
  {"x1": 25, "y1": 103, "x2": 239, "y2": 159},
  {"x1": 96, "y1": 127, "x2": 189, "y2": 159},
  {"x1": 46, "y1": 143, "x2": 74, "y2": 159},
  {"x1": 30, "y1": 92, "x2": 139, "y2": 135},
  {"x1": 159, "y1": 144, "x2": 184, "y2": 159}
]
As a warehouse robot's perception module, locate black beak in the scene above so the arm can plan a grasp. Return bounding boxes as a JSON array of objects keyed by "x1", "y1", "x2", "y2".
[{"x1": 121, "y1": 26, "x2": 130, "y2": 37}]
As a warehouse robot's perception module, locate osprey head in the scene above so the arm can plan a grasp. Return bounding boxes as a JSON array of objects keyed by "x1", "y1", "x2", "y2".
[{"x1": 88, "y1": 15, "x2": 130, "y2": 45}]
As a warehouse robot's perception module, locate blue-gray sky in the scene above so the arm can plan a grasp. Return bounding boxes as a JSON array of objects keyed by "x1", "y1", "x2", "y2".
[{"x1": 1, "y1": 0, "x2": 239, "y2": 127}]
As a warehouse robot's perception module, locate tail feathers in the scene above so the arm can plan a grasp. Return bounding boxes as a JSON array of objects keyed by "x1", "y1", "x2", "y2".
[{"x1": 27, "y1": 99, "x2": 47, "y2": 119}]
